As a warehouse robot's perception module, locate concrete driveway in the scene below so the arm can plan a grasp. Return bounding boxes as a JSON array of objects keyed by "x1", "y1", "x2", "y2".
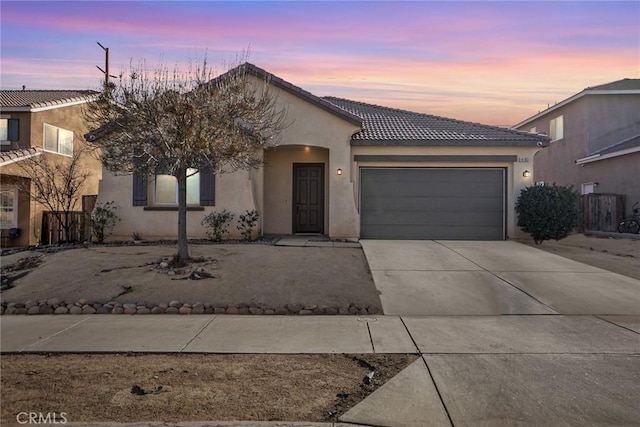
[{"x1": 361, "y1": 240, "x2": 640, "y2": 316}]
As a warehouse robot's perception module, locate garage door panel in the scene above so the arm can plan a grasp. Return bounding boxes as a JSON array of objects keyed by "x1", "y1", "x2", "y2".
[
  {"x1": 360, "y1": 168, "x2": 505, "y2": 240},
  {"x1": 362, "y1": 210, "x2": 503, "y2": 225}
]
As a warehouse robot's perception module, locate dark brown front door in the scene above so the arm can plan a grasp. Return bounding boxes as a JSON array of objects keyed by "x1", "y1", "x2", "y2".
[{"x1": 293, "y1": 163, "x2": 324, "y2": 234}]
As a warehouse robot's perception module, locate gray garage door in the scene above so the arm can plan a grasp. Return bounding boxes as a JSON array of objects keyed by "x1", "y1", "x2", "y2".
[{"x1": 360, "y1": 168, "x2": 506, "y2": 240}]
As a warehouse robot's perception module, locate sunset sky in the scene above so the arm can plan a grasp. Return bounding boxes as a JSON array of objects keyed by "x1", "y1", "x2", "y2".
[{"x1": 1, "y1": 1, "x2": 638, "y2": 125}]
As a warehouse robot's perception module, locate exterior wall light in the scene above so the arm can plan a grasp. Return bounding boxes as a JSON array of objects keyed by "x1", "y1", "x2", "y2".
[
  {"x1": 337, "y1": 168, "x2": 343, "y2": 176},
  {"x1": 523, "y1": 170, "x2": 531, "y2": 178}
]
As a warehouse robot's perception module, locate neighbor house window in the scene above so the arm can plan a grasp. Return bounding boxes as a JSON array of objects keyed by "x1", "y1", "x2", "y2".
[
  {"x1": 550, "y1": 115, "x2": 564, "y2": 141},
  {"x1": 0, "y1": 187, "x2": 17, "y2": 229},
  {"x1": 154, "y1": 169, "x2": 200, "y2": 205},
  {"x1": 581, "y1": 182, "x2": 597, "y2": 195},
  {"x1": 0, "y1": 117, "x2": 19, "y2": 144},
  {"x1": 43, "y1": 123, "x2": 73, "y2": 155}
]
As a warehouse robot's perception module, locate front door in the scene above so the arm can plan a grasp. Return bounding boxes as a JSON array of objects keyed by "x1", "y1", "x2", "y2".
[{"x1": 293, "y1": 163, "x2": 324, "y2": 234}]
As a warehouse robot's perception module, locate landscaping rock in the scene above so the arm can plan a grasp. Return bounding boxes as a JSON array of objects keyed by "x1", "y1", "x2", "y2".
[
  {"x1": 82, "y1": 305, "x2": 97, "y2": 314},
  {"x1": 25, "y1": 300, "x2": 38, "y2": 309},
  {"x1": 165, "y1": 307, "x2": 179, "y2": 314},
  {"x1": 169, "y1": 300, "x2": 181, "y2": 308},
  {"x1": 54, "y1": 307, "x2": 69, "y2": 314},
  {"x1": 286, "y1": 303, "x2": 302, "y2": 312},
  {"x1": 225, "y1": 307, "x2": 239, "y2": 314},
  {"x1": 78, "y1": 298, "x2": 91, "y2": 306},
  {"x1": 237, "y1": 307, "x2": 249, "y2": 314},
  {"x1": 123, "y1": 307, "x2": 137, "y2": 315},
  {"x1": 47, "y1": 297, "x2": 62, "y2": 306},
  {"x1": 136, "y1": 307, "x2": 151, "y2": 314},
  {"x1": 39, "y1": 305, "x2": 53, "y2": 314},
  {"x1": 264, "y1": 309, "x2": 275, "y2": 315},
  {"x1": 248, "y1": 307, "x2": 263, "y2": 315},
  {"x1": 112, "y1": 306, "x2": 124, "y2": 314},
  {"x1": 27, "y1": 306, "x2": 40, "y2": 315},
  {"x1": 151, "y1": 306, "x2": 165, "y2": 314},
  {"x1": 213, "y1": 307, "x2": 226, "y2": 314},
  {"x1": 97, "y1": 307, "x2": 111, "y2": 314},
  {"x1": 191, "y1": 306, "x2": 205, "y2": 314},
  {"x1": 179, "y1": 306, "x2": 192, "y2": 315},
  {"x1": 15, "y1": 308, "x2": 28, "y2": 314},
  {"x1": 299, "y1": 309, "x2": 313, "y2": 315},
  {"x1": 4, "y1": 307, "x2": 16, "y2": 315},
  {"x1": 69, "y1": 306, "x2": 83, "y2": 315}
]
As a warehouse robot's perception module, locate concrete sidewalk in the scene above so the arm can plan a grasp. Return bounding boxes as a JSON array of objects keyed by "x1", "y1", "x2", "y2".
[{"x1": 2, "y1": 314, "x2": 639, "y2": 426}]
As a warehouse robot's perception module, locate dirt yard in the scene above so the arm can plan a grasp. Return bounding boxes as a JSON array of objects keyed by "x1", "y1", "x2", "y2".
[
  {"x1": 0, "y1": 353, "x2": 416, "y2": 425},
  {"x1": 0, "y1": 243, "x2": 382, "y2": 311}
]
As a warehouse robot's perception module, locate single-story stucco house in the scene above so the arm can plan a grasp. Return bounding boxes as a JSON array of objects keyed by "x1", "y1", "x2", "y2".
[{"x1": 95, "y1": 63, "x2": 549, "y2": 241}]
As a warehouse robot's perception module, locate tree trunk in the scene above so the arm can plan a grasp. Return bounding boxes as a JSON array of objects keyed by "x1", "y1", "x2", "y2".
[{"x1": 176, "y1": 166, "x2": 190, "y2": 261}]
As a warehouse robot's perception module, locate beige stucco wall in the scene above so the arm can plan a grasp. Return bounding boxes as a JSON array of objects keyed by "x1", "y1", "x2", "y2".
[
  {"x1": 351, "y1": 145, "x2": 542, "y2": 239},
  {"x1": 258, "y1": 80, "x2": 361, "y2": 238},
  {"x1": 1, "y1": 103, "x2": 102, "y2": 247},
  {"x1": 98, "y1": 168, "x2": 256, "y2": 241}
]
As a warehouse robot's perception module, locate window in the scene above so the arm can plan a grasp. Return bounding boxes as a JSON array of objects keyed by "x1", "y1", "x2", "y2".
[
  {"x1": 154, "y1": 169, "x2": 200, "y2": 205},
  {"x1": 581, "y1": 182, "x2": 597, "y2": 195},
  {"x1": 43, "y1": 123, "x2": 73, "y2": 155},
  {"x1": 0, "y1": 117, "x2": 19, "y2": 144},
  {"x1": 0, "y1": 187, "x2": 17, "y2": 229},
  {"x1": 550, "y1": 115, "x2": 564, "y2": 141}
]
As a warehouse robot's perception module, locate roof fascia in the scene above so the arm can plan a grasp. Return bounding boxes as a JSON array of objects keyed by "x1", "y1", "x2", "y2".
[
  {"x1": 575, "y1": 146, "x2": 640, "y2": 164},
  {"x1": 351, "y1": 139, "x2": 548, "y2": 147},
  {"x1": 241, "y1": 64, "x2": 363, "y2": 126},
  {"x1": 512, "y1": 89, "x2": 640, "y2": 129},
  {"x1": 0, "y1": 149, "x2": 42, "y2": 167},
  {"x1": 1, "y1": 98, "x2": 92, "y2": 113}
]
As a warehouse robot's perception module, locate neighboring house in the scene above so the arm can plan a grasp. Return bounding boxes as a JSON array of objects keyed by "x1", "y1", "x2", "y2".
[
  {"x1": 96, "y1": 63, "x2": 548, "y2": 241},
  {"x1": 512, "y1": 79, "x2": 640, "y2": 216},
  {"x1": 0, "y1": 90, "x2": 102, "y2": 247}
]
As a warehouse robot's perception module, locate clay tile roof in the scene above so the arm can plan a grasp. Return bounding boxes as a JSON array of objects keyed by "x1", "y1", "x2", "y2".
[
  {"x1": 0, "y1": 90, "x2": 98, "y2": 109},
  {"x1": 324, "y1": 97, "x2": 547, "y2": 146},
  {"x1": 0, "y1": 147, "x2": 43, "y2": 166}
]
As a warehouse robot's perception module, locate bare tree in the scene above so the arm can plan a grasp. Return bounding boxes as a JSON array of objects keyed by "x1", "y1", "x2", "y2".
[
  {"x1": 83, "y1": 57, "x2": 288, "y2": 262},
  {"x1": 17, "y1": 149, "x2": 92, "y2": 244}
]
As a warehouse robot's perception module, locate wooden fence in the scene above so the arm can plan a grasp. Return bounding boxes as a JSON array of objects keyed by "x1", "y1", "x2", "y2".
[
  {"x1": 581, "y1": 193, "x2": 625, "y2": 232},
  {"x1": 41, "y1": 211, "x2": 87, "y2": 244}
]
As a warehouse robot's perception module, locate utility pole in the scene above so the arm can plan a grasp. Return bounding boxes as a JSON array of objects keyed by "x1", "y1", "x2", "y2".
[{"x1": 96, "y1": 42, "x2": 116, "y2": 92}]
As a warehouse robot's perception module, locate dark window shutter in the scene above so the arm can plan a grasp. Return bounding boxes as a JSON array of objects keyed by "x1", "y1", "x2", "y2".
[
  {"x1": 199, "y1": 168, "x2": 215, "y2": 206},
  {"x1": 7, "y1": 119, "x2": 19, "y2": 141},
  {"x1": 132, "y1": 172, "x2": 148, "y2": 206}
]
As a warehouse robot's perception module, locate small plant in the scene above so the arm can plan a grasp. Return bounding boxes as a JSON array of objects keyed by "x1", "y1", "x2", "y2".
[
  {"x1": 201, "y1": 210, "x2": 235, "y2": 241},
  {"x1": 237, "y1": 209, "x2": 260, "y2": 241},
  {"x1": 131, "y1": 231, "x2": 143, "y2": 241},
  {"x1": 91, "y1": 201, "x2": 120, "y2": 243},
  {"x1": 515, "y1": 184, "x2": 579, "y2": 244}
]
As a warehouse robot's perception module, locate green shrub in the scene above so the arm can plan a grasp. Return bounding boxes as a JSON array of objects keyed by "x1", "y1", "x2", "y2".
[
  {"x1": 237, "y1": 209, "x2": 260, "y2": 241},
  {"x1": 515, "y1": 184, "x2": 579, "y2": 245},
  {"x1": 201, "y1": 210, "x2": 235, "y2": 241},
  {"x1": 91, "y1": 201, "x2": 120, "y2": 243}
]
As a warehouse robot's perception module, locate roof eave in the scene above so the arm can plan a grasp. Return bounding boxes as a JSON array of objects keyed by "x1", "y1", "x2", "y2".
[
  {"x1": 351, "y1": 139, "x2": 548, "y2": 147},
  {"x1": 576, "y1": 146, "x2": 640, "y2": 164},
  {"x1": 512, "y1": 89, "x2": 640, "y2": 129},
  {"x1": 238, "y1": 63, "x2": 363, "y2": 126}
]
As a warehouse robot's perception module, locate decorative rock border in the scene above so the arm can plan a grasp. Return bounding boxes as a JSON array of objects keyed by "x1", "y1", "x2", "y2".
[{"x1": 0, "y1": 299, "x2": 381, "y2": 316}]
